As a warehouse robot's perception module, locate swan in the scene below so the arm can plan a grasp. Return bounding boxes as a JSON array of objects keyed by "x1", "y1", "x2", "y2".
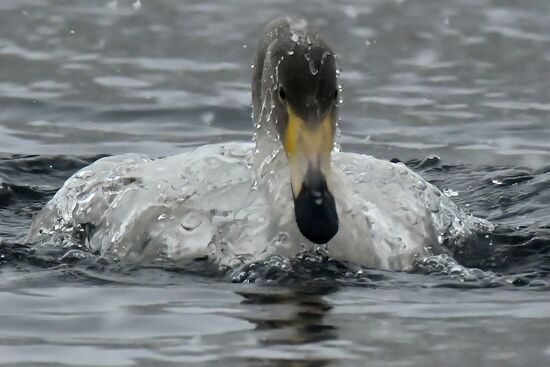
[{"x1": 27, "y1": 18, "x2": 492, "y2": 270}]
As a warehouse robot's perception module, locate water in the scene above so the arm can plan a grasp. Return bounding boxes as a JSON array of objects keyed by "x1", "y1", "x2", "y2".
[{"x1": 1, "y1": 0, "x2": 549, "y2": 365}]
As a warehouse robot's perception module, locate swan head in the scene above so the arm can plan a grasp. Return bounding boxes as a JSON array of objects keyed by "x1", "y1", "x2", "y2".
[{"x1": 252, "y1": 18, "x2": 339, "y2": 244}]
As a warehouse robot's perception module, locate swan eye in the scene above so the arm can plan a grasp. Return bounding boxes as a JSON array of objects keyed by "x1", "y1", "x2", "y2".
[{"x1": 278, "y1": 87, "x2": 286, "y2": 101}]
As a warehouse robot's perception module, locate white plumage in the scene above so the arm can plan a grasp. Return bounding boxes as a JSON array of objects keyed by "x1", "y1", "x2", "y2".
[{"x1": 27, "y1": 142, "x2": 491, "y2": 270}]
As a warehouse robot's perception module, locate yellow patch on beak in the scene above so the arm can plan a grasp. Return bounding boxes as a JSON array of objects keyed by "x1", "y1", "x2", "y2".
[{"x1": 283, "y1": 106, "x2": 334, "y2": 197}]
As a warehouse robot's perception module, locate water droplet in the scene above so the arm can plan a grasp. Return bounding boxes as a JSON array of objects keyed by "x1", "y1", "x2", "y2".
[
  {"x1": 443, "y1": 188, "x2": 458, "y2": 197},
  {"x1": 201, "y1": 111, "x2": 215, "y2": 125},
  {"x1": 333, "y1": 124, "x2": 342, "y2": 152},
  {"x1": 308, "y1": 59, "x2": 318, "y2": 75},
  {"x1": 321, "y1": 51, "x2": 330, "y2": 64},
  {"x1": 133, "y1": 0, "x2": 141, "y2": 10}
]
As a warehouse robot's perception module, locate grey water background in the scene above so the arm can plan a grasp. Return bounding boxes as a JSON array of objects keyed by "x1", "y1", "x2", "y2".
[{"x1": 0, "y1": 0, "x2": 550, "y2": 366}]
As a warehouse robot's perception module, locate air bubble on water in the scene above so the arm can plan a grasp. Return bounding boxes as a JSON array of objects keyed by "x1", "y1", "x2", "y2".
[
  {"x1": 287, "y1": 50, "x2": 294, "y2": 55},
  {"x1": 492, "y1": 179, "x2": 502, "y2": 185}
]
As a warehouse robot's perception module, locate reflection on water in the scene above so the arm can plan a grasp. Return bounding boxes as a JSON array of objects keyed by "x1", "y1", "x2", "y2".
[
  {"x1": 237, "y1": 286, "x2": 338, "y2": 367},
  {"x1": 239, "y1": 286, "x2": 337, "y2": 346}
]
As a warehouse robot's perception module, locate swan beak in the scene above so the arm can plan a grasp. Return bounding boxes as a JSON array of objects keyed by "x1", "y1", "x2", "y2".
[{"x1": 283, "y1": 106, "x2": 339, "y2": 244}]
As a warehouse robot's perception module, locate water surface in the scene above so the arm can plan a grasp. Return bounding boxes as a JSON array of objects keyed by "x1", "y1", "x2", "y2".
[{"x1": 1, "y1": 0, "x2": 550, "y2": 366}]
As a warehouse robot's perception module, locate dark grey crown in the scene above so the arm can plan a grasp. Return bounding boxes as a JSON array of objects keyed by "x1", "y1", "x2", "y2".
[{"x1": 252, "y1": 18, "x2": 338, "y2": 132}]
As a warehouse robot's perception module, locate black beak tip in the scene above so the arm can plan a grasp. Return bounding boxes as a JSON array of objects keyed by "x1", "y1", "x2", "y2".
[{"x1": 293, "y1": 187, "x2": 339, "y2": 244}]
